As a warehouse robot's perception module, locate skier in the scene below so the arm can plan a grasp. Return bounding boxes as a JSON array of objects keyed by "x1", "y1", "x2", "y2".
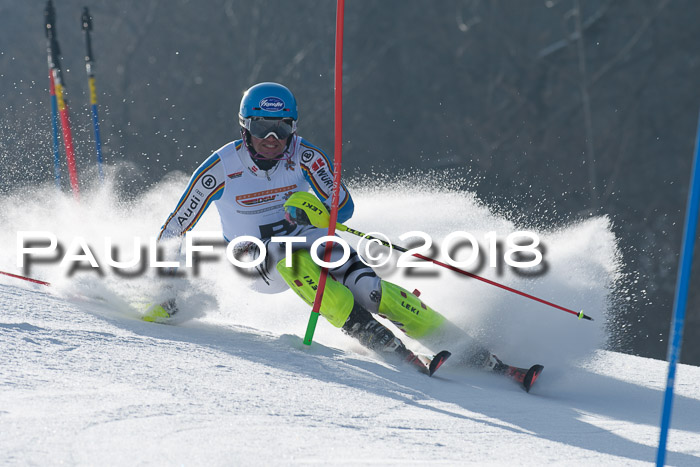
[{"x1": 150, "y1": 82, "x2": 539, "y2": 385}]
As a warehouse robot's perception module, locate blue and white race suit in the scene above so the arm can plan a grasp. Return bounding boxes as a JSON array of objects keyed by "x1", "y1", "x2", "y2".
[{"x1": 159, "y1": 135, "x2": 382, "y2": 311}]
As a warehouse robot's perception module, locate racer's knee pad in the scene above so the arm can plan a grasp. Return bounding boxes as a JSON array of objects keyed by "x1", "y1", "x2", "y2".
[
  {"x1": 276, "y1": 249, "x2": 353, "y2": 328},
  {"x1": 377, "y1": 281, "x2": 446, "y2": 339}
]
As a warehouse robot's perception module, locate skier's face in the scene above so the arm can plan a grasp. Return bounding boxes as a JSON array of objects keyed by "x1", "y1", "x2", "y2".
[{"x1": 251, "y1": 134, "x2": 287, "y2": 159}]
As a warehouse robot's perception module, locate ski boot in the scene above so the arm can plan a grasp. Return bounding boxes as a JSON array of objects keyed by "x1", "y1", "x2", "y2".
[
  {"x1": 472, "y1": 348, "x2": 543, "y2": 392},
  {"x1": 342, "y1": 304, "x2": 450, "y2": 376}
]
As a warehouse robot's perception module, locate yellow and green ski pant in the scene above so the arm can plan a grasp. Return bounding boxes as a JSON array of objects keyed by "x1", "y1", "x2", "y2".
[{"x1": 262, "y1": 226, "x2": 447, "y2": 338}]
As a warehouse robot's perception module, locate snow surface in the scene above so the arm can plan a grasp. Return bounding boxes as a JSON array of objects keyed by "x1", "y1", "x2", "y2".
[{"x1": 1, "y1": 176, "x2": 699, "y2": 465}]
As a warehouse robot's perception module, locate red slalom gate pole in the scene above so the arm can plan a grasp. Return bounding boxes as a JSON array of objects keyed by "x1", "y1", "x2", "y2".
[
  {"x1": 54, "y1": 74, "x2": 80, "y2": 198},
  {"x1": 45, "y1": 0, "x2": 80, "y2": 200},
  {"x1": 304, "y1": 0, "x2": 345, "y2": 345},
  {"x1": 0, "y1": 270, "x2": 51, "y2": 287}
]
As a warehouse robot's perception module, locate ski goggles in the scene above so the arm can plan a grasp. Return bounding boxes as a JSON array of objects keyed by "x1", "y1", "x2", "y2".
[{"x1": 244, "y1": 117, "x2": 296, "y2": 140}]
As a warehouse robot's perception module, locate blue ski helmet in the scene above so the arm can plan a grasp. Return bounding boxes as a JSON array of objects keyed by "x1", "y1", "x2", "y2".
[{"x1": 239, "y1": 82, "x2": 298, "y2": 136}]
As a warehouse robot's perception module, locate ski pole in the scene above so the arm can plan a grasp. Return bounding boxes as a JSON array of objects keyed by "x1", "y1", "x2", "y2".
[
  {"x1": 0, "y1": 270, "x2": 51, "y2": 287},
  {"x1": 338, "y1": 224, "x2": 593, "y2": 321},
  {"x1": 45, "y1": 0, "x2": 80, "y2": 199},
  {"x1": 81, "y1": 7, "x2": 104, "y2": 182},
  {"x1": 285, "y1": 193, "x2": 593, "y2": 321}
]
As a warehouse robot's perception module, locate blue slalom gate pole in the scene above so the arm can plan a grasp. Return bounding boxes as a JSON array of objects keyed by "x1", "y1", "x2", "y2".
[
  {"x1": 81, "y1": 7, "x2": 104, "y2": 182},
  {"x1": 656, "y1": 110, "x2": 700, "y2": 466},
  {"x1": 90, "y1": 96, "x2": 104, "y2": 181}
]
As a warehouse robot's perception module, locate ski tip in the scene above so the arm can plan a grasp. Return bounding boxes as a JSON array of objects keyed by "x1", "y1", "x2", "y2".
[
  {"x1": 428, "y1": 350, "x2": 451, "y2": 377},
  {"x1": 523, "y1": 364, "x2": 544, "y2": 393}
]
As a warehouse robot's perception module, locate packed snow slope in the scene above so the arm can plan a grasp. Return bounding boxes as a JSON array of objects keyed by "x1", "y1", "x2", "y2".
[{"x1": 1, "y1": 175, "x2": 699, "y2": 465}]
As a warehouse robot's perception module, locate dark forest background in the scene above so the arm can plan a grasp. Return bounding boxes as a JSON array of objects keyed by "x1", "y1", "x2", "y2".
[{"x1": 1, "y1": 0, "x2": 699, "y2": 364}]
